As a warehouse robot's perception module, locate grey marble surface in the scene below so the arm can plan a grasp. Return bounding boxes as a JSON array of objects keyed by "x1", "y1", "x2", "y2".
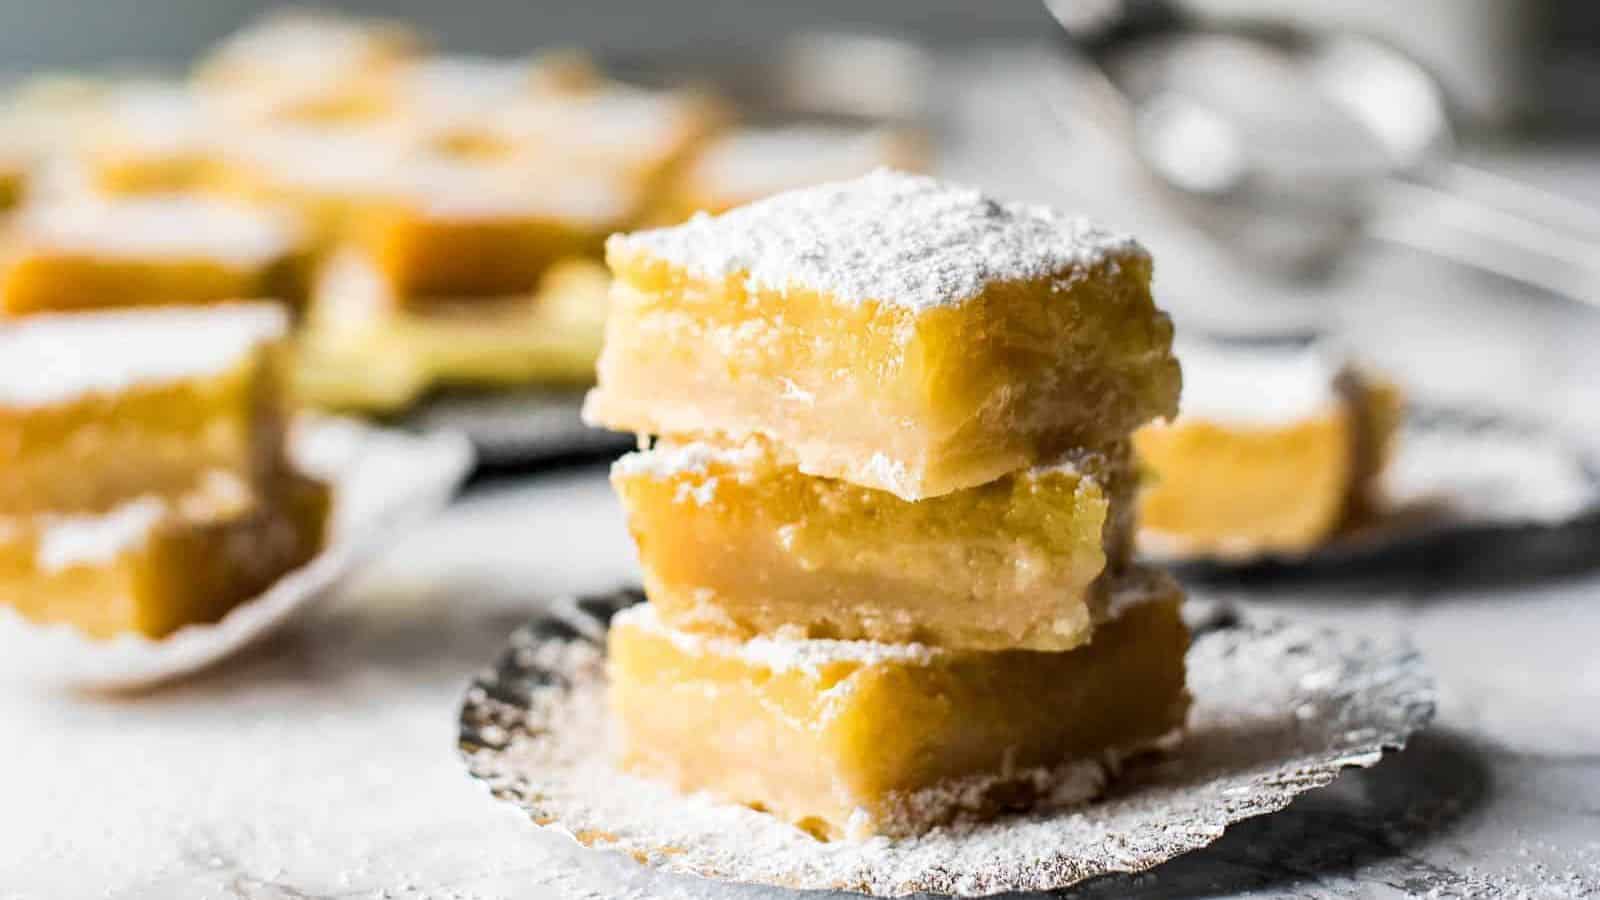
[{"x1": 5, "y1": 51, "x2": 1600, "y2": 900}]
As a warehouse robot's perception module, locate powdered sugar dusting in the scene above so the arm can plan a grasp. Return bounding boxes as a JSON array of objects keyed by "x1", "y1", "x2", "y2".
[
  {"x1": 16, "y1": 197, "x2": 301, "y2": 267},
  {"x1": 613, "y1": 603, "x2": 937, "y2": 673},
  {"x1": 33, "y1": 496, "x2": 167, "y2": 572},
  {"x1": 460, "y1": 590, "x2": 1435, "y2": 896},
  {"x1": 0, "y1": 303, "x2": 286, "y2": 407},
  {"x1": 611, "y1": 169, "x2": 1146, "y2": 311},
  {"x1": 610, "y1": 440, "x2": 764, "y2": 480}
]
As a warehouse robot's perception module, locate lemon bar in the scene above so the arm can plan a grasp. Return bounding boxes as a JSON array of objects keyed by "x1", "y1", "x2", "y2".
[
  {"x1": 0, "y1": 304, "x2": 287, "y2": 516},
  {"x1": 296, "y1": 251, "x2": 610, "y2": 411},
  {"x1": 667, "y1": 124, "x2": 926, "y2": 218},
  {"x1": 0, "y1": 469, "x2": 329, "y2": 639},
  {"x1": 609, "y1": 569, "x2": 1190, "y2": 840},
  {"x1": 387, "y1": 52, "x2": 598, "y2": 141},
  {"x1": 0, "y1": 198, "x2": 309, "y2": 314},
  {"x1": 1135, "y1": 340, "x2": 1402, "y2": 558},
  {"x1": 198, "y1": 9, "x2": 422, "y2": 87},
  {"x1": 586, "y1": 170, "x2": 1181, "y2": 499},
  {"x1": 485, "y1": 83, "x2": 723, "y2": 187},
  {"x1": 611, "y1": 438, "x2": 1134, "y2": 650},
  {"x1": 347, "y1": 157, "x2": 633, "y2": 301},
  {"x1": 196, "y1": 9, "x2": 423, "y2": 124},
  {"x1": 212, "y1": 123, "x2": 417, "y2": 246},
  {"x1": 80, "y1": 83, "x2": 222, "y2": 196}
]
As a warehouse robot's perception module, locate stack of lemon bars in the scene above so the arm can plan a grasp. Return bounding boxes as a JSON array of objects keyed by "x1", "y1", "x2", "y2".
[{"x1": 585, "y1": 170, "x2": 1192, "y2": 840}]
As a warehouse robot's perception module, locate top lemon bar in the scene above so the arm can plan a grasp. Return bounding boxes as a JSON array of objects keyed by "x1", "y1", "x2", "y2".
[{"x1": 585, "y1": 170, "x2": 1180, "y2": 499}]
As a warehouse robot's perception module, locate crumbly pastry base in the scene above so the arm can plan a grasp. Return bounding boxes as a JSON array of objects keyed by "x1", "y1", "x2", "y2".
[{"x1": 459, "y1": 592, "x2": 1436, "y2": 897}]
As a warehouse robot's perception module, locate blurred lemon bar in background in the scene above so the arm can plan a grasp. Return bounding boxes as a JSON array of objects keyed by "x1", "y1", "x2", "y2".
[
  {"x1": 195, "y1": 7, "x2": 424, "y2": 124},
  {"x1": 345, "y1": 156, "x2": 635, "y2": 302},
  {"x1": 585, "y1": 170, "x2": 1181, "y2": 500},
  {"x1": 211, "y1": 123, "x2": 420, "y2": 247},
  {"x1": 611, "y1": 438, "x2": 1135, "y2": 651},
  {"x1": 481, "y1": 82, "x2": 725, "y2": 190},
  {"x1": 608, "y1": 570, "x2": 1190, "y2": 840},
  {"x1": 0, "y1": 467, "x2": 328, "y2": 639},
  {"x1": 381, "y1": 50, "x2": 599, "y2": 143},
  {"x1": 663, "y1": 123, "x2": 926, "y2": 219},
  {"x1": 296, "y1": 253, "x2": 611, "y2": 412},
  {"x1": 0, "y1": 302, "x2": 330, "y2": 639},
  {"x1": 1135, "y1": 340, "x2": 1403, "y2": 559},
  {"x1": 0, "y1": 304, "x2": 288, "y2": 516},
  {"x1": 0, "y1": 75, "x2": 224, "y2": 201},
  {"x1": 77, "y1": 82, "x2": 225, "y2": 197},
  {"x1": 0, "y1": 197, "x2": 310, "y2": 314},
  {"x1": 0, "y1": 72, "x2": 127, "y2": 185}
]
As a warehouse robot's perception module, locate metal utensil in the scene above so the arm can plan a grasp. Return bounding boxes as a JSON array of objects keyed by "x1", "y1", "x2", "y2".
[{"x1": 1045, "y1": 0, "x2": 1600, "y2": 307}]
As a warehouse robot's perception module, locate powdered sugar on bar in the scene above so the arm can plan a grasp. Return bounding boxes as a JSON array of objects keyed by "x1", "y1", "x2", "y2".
[{"x1": 610, "y1": 169, "x2": 1147, "y2": 311}]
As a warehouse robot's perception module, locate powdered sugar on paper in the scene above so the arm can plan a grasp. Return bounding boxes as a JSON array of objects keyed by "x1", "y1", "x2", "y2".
[{"x1": 460, "y1": 592, "x2": 1435, "y2": 897}]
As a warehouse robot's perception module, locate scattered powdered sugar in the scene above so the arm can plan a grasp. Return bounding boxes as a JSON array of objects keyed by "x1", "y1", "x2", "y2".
[
  {"x1": 862, "y1": 754, "x2": 1116, "y2": 843},
  {"x1": 610, "y1": 440, "x2": 765, "y2": 480},
  {"x1": 460, "y1": 589, "x2": 1435, "y2": 896},
  {"x1": 612, "y1": 603, "x2": 938, "y2": 673},
  {"x1": 672, "y1": 477, "x2": 719, "y2": 506},
  {"x1": 859, "y1": 451, "x2": 916, "y2": 498},
  {"x1": 0, "y1": 303, "x2": 286, "y2": 407},
  {"x1": 1174, "y1": 338, "x2": 1340, "y2": 425},
  {"x1": 17, "y1": 197, "x2": 301, "y2": 267},
  {"x1": 33, "y1": 496, "x2": 167, "y2": 572},
  {"x1": 610, "y1": 169, "x2": 1146, "y2": 311}
]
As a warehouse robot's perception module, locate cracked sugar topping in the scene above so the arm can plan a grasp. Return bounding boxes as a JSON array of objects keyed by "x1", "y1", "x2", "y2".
[
  {"x1": 610, "y1": 169, "x2": 1147, "y2": 311},
  {"x1": 0, "y1": 303, "x2": 286, "y2": 407}
]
